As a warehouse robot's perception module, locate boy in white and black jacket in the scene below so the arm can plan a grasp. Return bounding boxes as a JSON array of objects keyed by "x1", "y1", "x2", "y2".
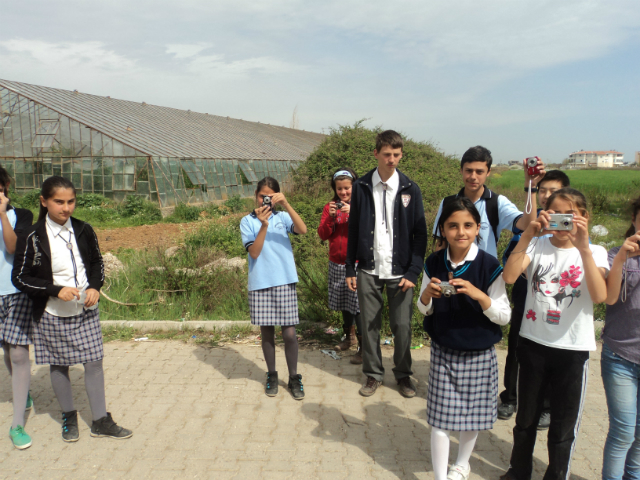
[{"x1": 345, "y1": 130, "x2": 427, "y2": 398}]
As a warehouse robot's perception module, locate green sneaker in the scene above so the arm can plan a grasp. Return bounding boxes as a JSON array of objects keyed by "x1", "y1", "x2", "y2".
[
  {"x1": 9, "y1": 425, "x2": 32, "y2": 450},
  {"x1": 25, "y1": 392, "x2": 33, "y2": 411}
]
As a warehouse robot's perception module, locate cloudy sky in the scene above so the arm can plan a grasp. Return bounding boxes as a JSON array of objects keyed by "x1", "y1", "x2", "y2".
[{"x1": 1, "y1": 0, "x2": 639, "y2": 163}]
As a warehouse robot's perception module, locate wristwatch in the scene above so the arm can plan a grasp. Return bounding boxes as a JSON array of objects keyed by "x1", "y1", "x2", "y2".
[{"x1": 524, "y1": 186, "x2": 538, "y2": 193}]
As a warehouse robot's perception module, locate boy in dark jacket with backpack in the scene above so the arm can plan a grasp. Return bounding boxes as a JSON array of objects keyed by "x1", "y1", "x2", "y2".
[{"x1": 345, "y1": 130, "x2": 427, "y2": 398}]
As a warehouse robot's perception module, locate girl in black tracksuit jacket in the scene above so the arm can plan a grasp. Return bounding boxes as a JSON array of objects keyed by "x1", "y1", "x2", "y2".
[{"x1": 12, "y1": 176, "x2": 132, "y2": 443}]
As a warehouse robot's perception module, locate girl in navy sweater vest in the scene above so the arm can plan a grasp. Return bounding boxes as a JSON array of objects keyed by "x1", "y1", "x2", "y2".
[{"x1": 417, "y1": 197, "x2": 510, "y2": 480}]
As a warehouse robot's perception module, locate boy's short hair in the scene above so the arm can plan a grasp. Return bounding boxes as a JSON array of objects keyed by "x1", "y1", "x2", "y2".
[
  {"x1": 0, "y1": 167, "x2": 11, "y2": 190},
  {"x1": 375, "y1": 130, "x2": 404, "y2": 152},
  {"x1": 460, "y1": 146, "x2": 492, "y2": 171},
  {"x1": 539, "y1": 169, "x2": 570, "y2": 188}
]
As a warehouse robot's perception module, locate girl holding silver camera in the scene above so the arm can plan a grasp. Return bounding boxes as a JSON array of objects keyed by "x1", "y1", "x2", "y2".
[
  {"x1": 317, "y1": 167, "x2": 362, "y2": 362},
  {"x1": 240, "y1": 177, "x2": 308, "y2": 400},
  {"x1": 500, "y1": 188, "x2": 608, "y2": 480},
  {"x1": 417, "y1": 197, "x2": 510, "y2": 480}
]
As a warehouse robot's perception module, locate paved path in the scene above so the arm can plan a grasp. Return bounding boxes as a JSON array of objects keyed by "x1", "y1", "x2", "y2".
[{"x1": 0, "y1": 341, "x2": 608, "y2": 479}]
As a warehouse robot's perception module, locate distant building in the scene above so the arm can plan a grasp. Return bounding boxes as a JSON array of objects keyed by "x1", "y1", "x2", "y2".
[
  {"x1": 635, "y1": 151, "x2": 640, "y2": 165},
  {"x1": 568, "y1": 150, "x2": 624, "y2": 168},
  {"x1": 507, "y1": 160, "x2": 520, "y2": 166}
]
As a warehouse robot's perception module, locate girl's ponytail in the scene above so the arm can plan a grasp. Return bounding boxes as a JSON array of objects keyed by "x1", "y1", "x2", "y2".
[
  {"x1": 38, "y1": 176, "x2": 76, "y2": 222},
  {"x1": 624, "y1": 196, "x2": 640, "y2": 239}
]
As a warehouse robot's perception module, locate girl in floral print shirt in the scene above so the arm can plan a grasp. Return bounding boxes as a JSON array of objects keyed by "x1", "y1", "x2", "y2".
[{"x1": 500, "y1": 188, "x2": 609, "y2": 480}]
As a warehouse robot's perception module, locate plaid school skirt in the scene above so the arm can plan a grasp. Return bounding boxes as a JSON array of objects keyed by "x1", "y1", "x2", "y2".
[
  {"x1": 33, "y1": 308, "x2": 104, "y2": 366},
  {"x1": 0, "y1": 293, "x2": 33, "y2": 346},
  {"x1": 427, "y1": 341, "x2": 498, "y2": 431},
  {"x1": 327, "y1": 261, "x2": 359, "y2": 315},
  {"x1": 249, "y1": 283, "x2": 299, "y2": 326}
]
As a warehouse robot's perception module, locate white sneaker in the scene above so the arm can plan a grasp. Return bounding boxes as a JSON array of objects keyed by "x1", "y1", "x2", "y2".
[{"x1": 447, "y1": 463, "x2": 471, "y2": 480}]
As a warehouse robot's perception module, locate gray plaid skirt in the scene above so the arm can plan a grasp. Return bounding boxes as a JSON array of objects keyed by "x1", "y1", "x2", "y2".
[
  {"x1": 33, "y1": 308, "x2": 104, "y2": 365},
  {"x1": 249, "y1": 283, "x2": 299, "y2": 326},
  {"x1": 0, "y1": 293, "x2": 33, "y2": 346},
  {"x1": 328, "y1": 261, "x2": 359, "y2": 315},
  {"x1": 427, "y1": 341, "x2": 498, "y2": 431}
]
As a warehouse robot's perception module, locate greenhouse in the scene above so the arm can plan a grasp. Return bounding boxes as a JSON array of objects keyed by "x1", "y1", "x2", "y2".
[{"x1": 0, "y1": 79, "x2": 325, "y2": 208}]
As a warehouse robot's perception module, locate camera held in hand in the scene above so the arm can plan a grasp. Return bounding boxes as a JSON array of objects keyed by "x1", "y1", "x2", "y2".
[
  {"x1": 335, "y1": 202, "x2": 344, "y2": 210},
  {"x1": 263, "y1": 196, "x2": 273, "y2": 210},
  {"x1": 526, "y1": 156, "x2": 541, "y2": 176},
  {"x1": 438, "y1": 281, "x2": 458, "y2": 297}
]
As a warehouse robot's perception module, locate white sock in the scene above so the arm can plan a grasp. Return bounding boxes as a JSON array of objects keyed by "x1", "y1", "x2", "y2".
[
  {"x1": 454, "y1": 430, "x2": 479, "y2": 469},
  {"x1": 431, "y1": 427, "x2": 451, "y2": 480}
]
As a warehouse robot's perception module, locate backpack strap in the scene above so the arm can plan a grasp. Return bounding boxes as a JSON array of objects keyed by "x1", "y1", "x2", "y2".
[{"x1": 484, "y1": 188, "x2": 500, "y2": 246}]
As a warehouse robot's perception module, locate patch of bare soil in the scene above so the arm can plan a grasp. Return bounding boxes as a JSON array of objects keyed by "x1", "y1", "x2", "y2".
[{"x1": 95, "y1": 215, "x2": 240, "y2": 252}]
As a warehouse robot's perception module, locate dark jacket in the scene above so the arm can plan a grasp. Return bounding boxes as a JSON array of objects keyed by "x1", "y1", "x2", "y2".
[
  {"x1": 12, "y1": 217, "x2": 104, "y2": 322},
  {"x1": 423, "y1": 248, "x2": 503, "y2": 351},
  {"x1": 345, "y1": 169, "x2": 428, "y2": 284}
]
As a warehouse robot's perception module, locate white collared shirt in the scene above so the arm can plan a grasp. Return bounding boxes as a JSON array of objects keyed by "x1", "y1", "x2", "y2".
[
  {"x1": 44, "y1": 215, "x2": 96, "y2": 317},
  {"x1": 361, "y1": 168, "x2": 402, "y2": 279},
  {"x1": 416, "y1": 243, "x2": 511, "y2": 325}
]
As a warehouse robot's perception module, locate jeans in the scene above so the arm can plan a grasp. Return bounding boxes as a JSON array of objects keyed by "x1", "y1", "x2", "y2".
[{"x1": 602, "y1": 344, "x2": 640, "y2": 480}]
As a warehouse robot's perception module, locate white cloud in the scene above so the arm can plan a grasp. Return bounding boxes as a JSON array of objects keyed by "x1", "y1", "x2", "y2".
[{"x1": 166, "y1": 43, "x2": 211, "y2": 59}]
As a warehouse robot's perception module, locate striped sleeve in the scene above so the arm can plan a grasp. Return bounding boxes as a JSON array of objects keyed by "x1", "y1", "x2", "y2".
[{"x1": 240, "y1": 215, "x2": 255, "y2": 251}]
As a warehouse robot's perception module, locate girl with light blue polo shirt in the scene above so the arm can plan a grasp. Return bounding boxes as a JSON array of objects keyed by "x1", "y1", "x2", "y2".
[
  {"x1": 240, "y1": 177, "x2": 308, "y2": 399},
  {"x1": 0, "y1": 167, "x2": 34, "y2": 450}
]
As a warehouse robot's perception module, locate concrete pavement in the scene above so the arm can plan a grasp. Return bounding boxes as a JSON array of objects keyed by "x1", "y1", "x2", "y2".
[{"x1": 0, "y1": 340, "x2": 608, "y2": 479}]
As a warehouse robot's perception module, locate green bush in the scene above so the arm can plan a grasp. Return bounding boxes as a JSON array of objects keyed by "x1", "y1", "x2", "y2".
[
  {"x1": 11, "y1": 189, "x2": 41, "y2": 210},
  {"x1": 293, "y1": 120, "x2": 461, "y2": 212},
  {"x1": 171, "y1": 203, "x2": 202, "y2": 222},
  {"x1": 184, "y1": 217, "x2": 245, "y2": 258},
  {"x1": 224, "y1": 195, "x2": 246, "y2": 213},
  {"x1": 117, "y1": 195, "x2": 162, "y2": 221},
  {"x1": 76, "y1": 193, "x2": 111, "y2": 208}
]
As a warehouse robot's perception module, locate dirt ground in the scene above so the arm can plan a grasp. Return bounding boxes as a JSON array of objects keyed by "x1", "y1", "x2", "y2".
[{"x1": 96, "y1": 221, "x2": 207, "y2": 252}]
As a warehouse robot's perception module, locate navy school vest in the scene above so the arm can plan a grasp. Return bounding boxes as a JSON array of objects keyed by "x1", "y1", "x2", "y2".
[{"x1": 423, "y1": 248, "x2": 504, "y2": 351}]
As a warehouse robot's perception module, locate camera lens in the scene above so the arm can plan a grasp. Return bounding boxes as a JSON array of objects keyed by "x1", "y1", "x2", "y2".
[{"x1": 563, "y1": 221, "x2": 569, "y2": 226}]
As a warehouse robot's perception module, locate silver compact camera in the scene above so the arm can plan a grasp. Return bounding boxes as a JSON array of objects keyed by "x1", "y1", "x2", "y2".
[
  {"x1": 438, "y1": 281, "x2": 458, "y2": 297},
  {"x1": 335, "y1": 202, "x2": 344, "y2": 210},
  {"x1": 263, "y1": 196, "x2": 272, "y2": 210},
  {"x1": 545, "y1": 213, "x2": 573, "y2": 231}
]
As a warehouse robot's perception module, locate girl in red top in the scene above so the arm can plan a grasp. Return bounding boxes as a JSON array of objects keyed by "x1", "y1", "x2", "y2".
[{"x1": 318, "y1": 168, "x2": 362, "y2": 363}]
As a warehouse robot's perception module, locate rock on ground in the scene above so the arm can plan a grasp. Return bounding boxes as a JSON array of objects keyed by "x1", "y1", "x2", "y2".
[{"x1": 102, "y1": 252, "x2": 125, "y2": 277}]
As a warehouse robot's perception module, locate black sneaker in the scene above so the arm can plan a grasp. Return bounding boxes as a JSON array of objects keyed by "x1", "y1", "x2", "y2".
[
  {"x1": 90, "y1": 413, "x2": 133, "y2": 439},
  {"x1": 497, "y1": 403, "x2": 516, "y2": 420},
  {"x1": 288, "y1": 374, "x2": 305, "y2": 400},
  {"x1": 61, "y1": 410, "x2": 79, "y2": 442},
  {"x1": 265, "y1": 371, "x2": 278, "y2": 397},
  {"x1": 537, "y1": 411, "x2": 551, "y2": 430}
]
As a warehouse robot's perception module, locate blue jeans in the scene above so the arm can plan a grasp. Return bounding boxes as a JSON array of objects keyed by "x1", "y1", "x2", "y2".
[{"x1": 602, "y1": 344, "x2": 640, "y2": 480}]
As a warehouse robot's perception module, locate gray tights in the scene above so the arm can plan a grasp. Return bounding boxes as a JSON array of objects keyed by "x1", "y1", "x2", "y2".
[
  {"x1": 50, "y1": 360, "x2": 107, "y2": 421},
  {"x1": 260, "y1": 326, "x2": 298, "y2": 377},
  {"x1": 2, "y1": 344, "x2": 31, "y2": 429}
]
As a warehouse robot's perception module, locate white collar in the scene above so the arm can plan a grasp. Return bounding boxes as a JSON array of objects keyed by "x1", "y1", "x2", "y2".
[
  {"x1": 46, "y1": 215, "x2": 73, "y2": 236},
  {"x1": 372, "y1": 169, "x2": 399, "y2": 190},
  {"x1": 446, "y1": 243, "x2": 478, "y2": 267}
]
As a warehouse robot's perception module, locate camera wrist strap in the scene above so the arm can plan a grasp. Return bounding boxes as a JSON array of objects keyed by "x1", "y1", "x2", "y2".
[{"x1": 525, "y1": 178, "x2": 533, "y2": 215}]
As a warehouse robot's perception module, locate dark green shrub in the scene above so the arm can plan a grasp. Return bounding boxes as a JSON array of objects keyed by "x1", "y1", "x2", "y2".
[
  {"x1": 184, "y1": 217, "x2": 245, "y2": 258},
  {"x1": 224, "y1": 195, "x2": 246, "y2": 213},
  {"x1": 11, "y1": 189, "x2": 41, "y2": 209},
  {"x1": 172, "y1": 203, "x2": 202, "y2": 222},
  {"x1": 118, "y1": 195, "x2": 162, "y2": 221},
  {"x1": 76, "y1": 193, "x2": 110, "y2": 208}
]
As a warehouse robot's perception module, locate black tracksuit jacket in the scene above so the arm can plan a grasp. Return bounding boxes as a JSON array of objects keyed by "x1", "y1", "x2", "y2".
[{"x1": 12, "y1": 217, "x2": 104, "y2": 322}]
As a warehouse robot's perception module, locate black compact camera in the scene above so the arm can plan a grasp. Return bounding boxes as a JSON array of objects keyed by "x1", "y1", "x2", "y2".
[
  {"x1": 263, "y1": 196, "x2": 272, "y2": 210},
  {"x1": 335, "y1": 202, "x2": 344, "y2": 210}
]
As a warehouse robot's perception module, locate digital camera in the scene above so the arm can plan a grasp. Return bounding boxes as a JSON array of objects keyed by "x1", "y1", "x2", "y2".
[
  {"x1": 263, "y1": 196, "x2": 272, "y2": 210},
  {"x1": 526, "y1": 156, "x2": 541, "y2": 176},
  {"x1": 335, "y1": 202, "x2": 344, "y2": 210},
  {"x1": 545, "y1": 213, "x2": 574, "y2": 231},
  {"x1": 438, "y1": 281, "x2": 458, "y2": 297}
]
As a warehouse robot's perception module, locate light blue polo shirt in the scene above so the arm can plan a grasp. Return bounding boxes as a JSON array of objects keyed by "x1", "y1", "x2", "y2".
[
  {"x1": 432, "y1": 190, "x2": 523, "y2": 259},
  {"x1": 0, "y1": 209, "x2": 19, "y2": 295},
  {"x1": 240, "y1": 211, "x2": 299, "y2": 291}
]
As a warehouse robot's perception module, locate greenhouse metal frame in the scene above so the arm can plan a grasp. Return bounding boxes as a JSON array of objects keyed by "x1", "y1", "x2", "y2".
[{"x1": 0, "y1": 79, "x2": 324, "y2": 207}]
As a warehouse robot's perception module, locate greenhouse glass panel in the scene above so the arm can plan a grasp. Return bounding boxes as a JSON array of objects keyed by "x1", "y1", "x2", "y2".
[
  {"x1": 124, "y1": 174, "x2": 135, "y2": 191},
  {"x1": 103, "y1": 176, "x2": 113, "y2": 192},
  {"x1": 238, "y1": 162, "x2": 258, "y2": 182},
  {"x1": 91, "y1": 130, "x2": 103, "y2": 155}
]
